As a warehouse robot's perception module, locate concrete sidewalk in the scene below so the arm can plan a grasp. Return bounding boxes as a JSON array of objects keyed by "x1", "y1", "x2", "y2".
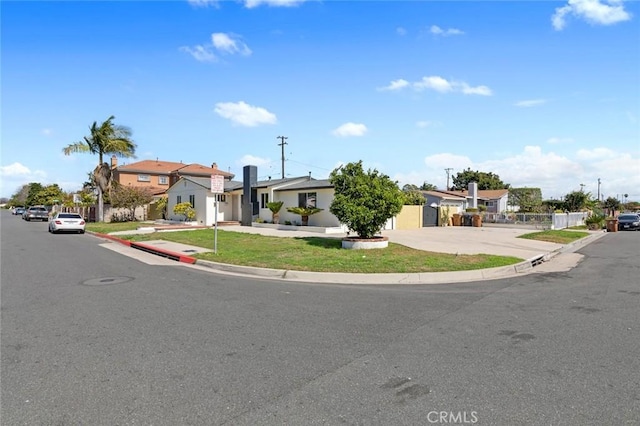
[{"x1": 99, "y1": 225, "x2": 608, "y2": 284}]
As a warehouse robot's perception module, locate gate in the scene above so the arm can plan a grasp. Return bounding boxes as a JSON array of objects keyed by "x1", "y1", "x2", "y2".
[{"x1": 423, "y1": 205, "x2": 438, "y2": 227}]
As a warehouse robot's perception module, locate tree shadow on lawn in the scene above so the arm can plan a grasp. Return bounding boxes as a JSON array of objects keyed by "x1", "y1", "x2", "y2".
[{"x1": 293, "y1": 236, "x2": 343, "y2": 249}]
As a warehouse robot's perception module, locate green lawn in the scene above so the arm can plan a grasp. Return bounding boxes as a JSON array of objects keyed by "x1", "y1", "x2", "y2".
[
  {"x1": 93, "y1": 227, "x2": 524, "y2": 274},
  {"x1": 86, "y1": 221, "x2": 150, "y2": 234},
  {"x1": 518, "y1": 229, "x2": 590, "y2": 244}
]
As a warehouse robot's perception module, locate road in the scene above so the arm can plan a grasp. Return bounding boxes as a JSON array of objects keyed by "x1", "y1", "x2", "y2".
[{"x1": 1, "y1": 210, "x2": 639, "y2": 425}]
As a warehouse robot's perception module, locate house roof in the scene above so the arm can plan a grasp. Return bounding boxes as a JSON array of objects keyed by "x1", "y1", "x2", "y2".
[
  {"x1": 422, "y1": 190, "x2": 466, "y2": 200},
  {"x1": 253, "y1": 176, "x2": 310, "y2": 189},
  {"x1": 116, "y1": 160, "x2": 234, "y2": 179},
  {"x1": 173, "y1": 176, "x2": 242, "y2": 192},
  {"x1": 274, "y1": 179, "x2": 333, "y2": 191},
  {"x1": 429, "y1": 189, "x2": 509, "y2": 200}
]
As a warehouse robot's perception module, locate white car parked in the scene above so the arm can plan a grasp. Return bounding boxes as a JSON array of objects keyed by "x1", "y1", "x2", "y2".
[{"x1": 49, "y1": 212, "x2": 86, "y2": 234}]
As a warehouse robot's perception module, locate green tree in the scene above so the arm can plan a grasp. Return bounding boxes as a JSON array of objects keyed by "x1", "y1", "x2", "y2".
[
  {"x1": 603, "y1": 196, "x2": 621, "y2": 216},
  {"x1": 563, "y1": 191, "x2": 595, "y2": 212},
  {"x1": 508, "y1": 188, "x2": 542, "y2": 213},
  {"x1": 37, "y1": 184, "x2": 65, "y2": 206},
  {"x1": 63, "y1": 116, "x2": 136, "y2": 222},
  {"x1": 420, "y1": 182, "x2": 437, "y2": 191},
  {"x1": 25, "y1": 182, "x2": 44, "y2": 206},
  {"x1": 110, "y1": 184, "x2": 154, "y2": 221},
  {"x1": 329, "y1": 161, "x2": 403, "y2": 239},
  {"x1": 9, "y1": 184, "x2": 31, "y2": 206},
  {"x1": 451, "y1": 168, "x2": 509, "y2": 191},
  {"x1": 402, "y1": 184, "x2": 419, "y2": 191},
  {"x1": 402, "y1": 190, "x2": 426, "y2": 205}
]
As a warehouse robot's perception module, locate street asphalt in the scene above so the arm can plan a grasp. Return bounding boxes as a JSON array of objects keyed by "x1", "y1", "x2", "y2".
[{"x1": 99, "y1": 224, "x2": 609, "y2": 285}]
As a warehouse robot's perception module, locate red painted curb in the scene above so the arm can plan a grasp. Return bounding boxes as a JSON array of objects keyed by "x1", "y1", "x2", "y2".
[
  {"x1": 130, "y1": 241, "x2": 198, "y2": 264},
  {"x1": 89, "y1": 232, "x2": 196, "y2": 264}
]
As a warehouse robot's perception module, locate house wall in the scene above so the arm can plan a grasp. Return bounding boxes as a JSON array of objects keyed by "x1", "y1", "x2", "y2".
[
  {"x1": 395, "y1": 205, "x2": 423, "y2": 230},
  {"x1": 259, "y1": 188, "x2": 341, "y2": 227},
  {"x1": 117, "y1": 172, "x2": 171, "y2": 190}
]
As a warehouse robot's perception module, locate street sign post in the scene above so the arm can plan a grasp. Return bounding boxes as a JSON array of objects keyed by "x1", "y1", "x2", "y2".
[{"x1": 211, "y1": 175, "x2": 225, "y2": 254}]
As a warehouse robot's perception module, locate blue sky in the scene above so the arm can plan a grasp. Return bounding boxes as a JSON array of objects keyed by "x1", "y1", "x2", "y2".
[{"x1": 2, "y1": 0, "x2": 639, "y2": 202}]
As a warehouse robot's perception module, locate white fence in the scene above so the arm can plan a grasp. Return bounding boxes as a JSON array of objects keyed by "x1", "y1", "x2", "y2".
[{"x1": 483, "y1": 212, "x2": 589, "y2": 230}]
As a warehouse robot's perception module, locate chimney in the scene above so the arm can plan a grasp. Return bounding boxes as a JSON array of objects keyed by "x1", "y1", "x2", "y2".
[
  {"x1": 212, "y1": 162, "x2": 218, "y2": 169},
  {"x1": 468, "y1": 182, "x2": 478, "y2": 209},
  {"x1": 111, "y1": 155, "x2": 118, "y2": 169}
]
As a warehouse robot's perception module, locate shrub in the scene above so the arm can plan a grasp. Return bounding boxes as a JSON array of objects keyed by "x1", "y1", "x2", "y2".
[{"x1": 173, "y1": 202, "x2": 196, "y2": 221}]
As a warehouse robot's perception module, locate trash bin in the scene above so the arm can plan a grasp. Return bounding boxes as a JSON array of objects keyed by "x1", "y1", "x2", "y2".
[
  {"x1": 472, "y1": 214, "x2": 482, "y2": 227},
  {"x1": 452, "y1": 214, "x2": 462, "y2": 226},
  {"x1": 606, "y1": 218, "x2": 618, "y2": 232},
  {"x1": 463, "y1": 214, "x2": 473, "y2": 227}
]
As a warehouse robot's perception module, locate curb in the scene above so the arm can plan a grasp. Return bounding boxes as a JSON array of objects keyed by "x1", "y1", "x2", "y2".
[{"x1": 91, "y1": 232, "x2": 197, "y2": 264}]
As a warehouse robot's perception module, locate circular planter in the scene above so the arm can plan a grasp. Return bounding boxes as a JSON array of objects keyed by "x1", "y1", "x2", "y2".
[{"x1": 341, "y1": 236, "x2": 389, "y2": 250}]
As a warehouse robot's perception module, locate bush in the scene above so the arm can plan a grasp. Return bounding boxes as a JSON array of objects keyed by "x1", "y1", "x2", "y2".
[{"x1": 173, "y1": 202, "x2": 196, "y2": 221}]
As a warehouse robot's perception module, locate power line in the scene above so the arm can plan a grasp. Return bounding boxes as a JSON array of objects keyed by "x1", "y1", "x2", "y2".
[
  {"x1": 277, "y1": 136, "x2": 288, "y2": 179},
  {"x1": 444, "y1": 168, "x2": 453, "y2": 190}
]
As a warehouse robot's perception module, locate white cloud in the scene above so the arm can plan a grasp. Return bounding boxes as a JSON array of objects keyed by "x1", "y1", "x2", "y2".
[
  {"x1": 547, "y1": 137, "x2": 574, "y2": 144},
  {"x1": 396, "y1": 27, "x2": 407, "y2": 36},
  {"x1": 332, "y1": 122, "x2": 368, "y2": 137},
  {"x1": 552, "y1": 0, "x2": 632, "y2": 31},
  {"x1": 397, "y1": 145, "x2": 640, "y2": 199},
  {"x1": 238, "y1": 155, "x2": 272, "y2": 167},
  {"x1": 390, "y1": 76, "x2": 493, "y2": 96},
  {"x1": 0, "y1": 162, "x2": 33, "y2": 177},
  {"x1": 181, "y1": 32, "x2": 251, "y2": 62},
  {"x1": 414, "y1": 76, "x2": 453, "y2": 93},
  {"x1": 187, "y1": 0, "x2": 219, "y2": 7},
  {"x1": 244, "y1": 0, "x2": 307, "y2": 8},
  {"x1": 180, "y1": 45, "x2": 217, "y2": 62},
  {"x1": 0, "y1": 163, "x2": 48, "y2": 197},
  {"x1": 214, "y1": 101, "x2": 277, "y2": 127},
  {"x1": 416, "y1": 121, "x2": 432, "y2": 128},
  {"x1": 515, "y1": 99, "x2": 547, "y2": 107},
  {"x1": 430, "y1": 25, "x2": 465, "y2": 36},
  {"x1": 459, "y1": 83, "x2": 492, "y2": 96},
  {"x1": 377, "y1": 79, "x2": 410, "y2": 91},
  {"x1": 212, "y1": 33, "x2": 252, "y2": 56},
  {"x1": 41, "y1": 128, "x2": 53, "y2": 136}
]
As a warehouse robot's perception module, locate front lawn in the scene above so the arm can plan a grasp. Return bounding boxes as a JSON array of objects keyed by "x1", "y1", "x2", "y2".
[
  {"x1": 518, "y1": 229, "x2": 590, "y2": 244},
  {"x1": 112, "y1": 229, "x2": 523, "y2": 274}
]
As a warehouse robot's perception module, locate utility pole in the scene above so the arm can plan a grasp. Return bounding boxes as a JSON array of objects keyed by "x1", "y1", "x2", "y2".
[
  {"x1": 597, "y1": 178, "x2": 601, "y2": 202},
  {"x1": 579, "y1": 183, "x2": 585, "y2": 192},
  {"x1": 277, "y1": 136, "x2": 288, "y2": 179},
  {"x1": 444, "y1": 168, "x2": 453, "y2": 191}
]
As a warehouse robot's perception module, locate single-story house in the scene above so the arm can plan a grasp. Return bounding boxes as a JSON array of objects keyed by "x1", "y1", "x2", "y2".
[
  {"x1": 165, "y1": 166, "x2": 342, "y2": 227},
  {"x1": 428, "y1": 188, "x2": 510, "y2": 213}
]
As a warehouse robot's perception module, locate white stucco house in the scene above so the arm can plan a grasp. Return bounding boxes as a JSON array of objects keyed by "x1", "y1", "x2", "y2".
[{"x1": 165, "y1": 169, "x2": 343, "y2": 228}]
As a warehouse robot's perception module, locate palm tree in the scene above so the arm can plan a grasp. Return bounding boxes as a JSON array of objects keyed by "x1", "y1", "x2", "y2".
[
  {"x1": 63, "y1": 116, "x2": 136, "y2": 222},
  {"x1": 286, "y1": 206, "x2": 323, "y2": 226}
]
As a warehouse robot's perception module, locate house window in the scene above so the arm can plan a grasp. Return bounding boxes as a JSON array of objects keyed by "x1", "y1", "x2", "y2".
[
  {"x1": 298, "y1": 192, "x2": 317, "y2": 208},
  {"x1": 487, "y1": 201, "x2": 495, "y2": 207},
  {"x1": 189, "y1": 195, "x2": 195, "y2": 208},
  {"x1": 216, "y1": 194, "x2": 226, "y2": 202},
  {"x1": 177, "y1": 195, "x2": 182, "y2": 204},
  {"x1": 158, "y1": 176, "x2": 168, "y2": 185},
  {"x1": 261, "y1": 193, "x2": 269, "y2": 208},
  {"x1": 137, "y1": 174, "x2": 151, "y2": 182}
]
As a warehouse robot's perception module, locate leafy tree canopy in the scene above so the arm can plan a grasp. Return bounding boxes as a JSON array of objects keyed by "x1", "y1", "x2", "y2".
[
  {"x1": 329, "y1": 161, "x2": 403, "y2": 239},
  {"x1": 564, "y1": 191, "x2": 596, "y2": 212},
  {"x1": 402, "y1": 190, "x2": 426, "y2": 205},
  {"x1": 110, "y1": 184, "x2": 154, "y2": 221},
  {"x1": 451, "y1": 168, "x2": 509, "y2": 191},
  {"x1": 603, "y1": 196, "x2": 621, "y2": 215},
  {"x1": 509, "y1": 188, "x2": 542, "y2": 213}
]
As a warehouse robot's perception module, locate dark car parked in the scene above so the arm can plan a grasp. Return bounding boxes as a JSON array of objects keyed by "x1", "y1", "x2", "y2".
[
  {"x1": 617, "y1": 213, "x2": 640, "y2": 231},
  {"x1": 23, "y1": 206, "x2": 49, "y2": 221}
]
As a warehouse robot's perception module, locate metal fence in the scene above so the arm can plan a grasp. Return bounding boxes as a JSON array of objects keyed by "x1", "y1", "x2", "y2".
[{"x1": 482, "y1": 212, "x2": 588, "y2": 230}]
